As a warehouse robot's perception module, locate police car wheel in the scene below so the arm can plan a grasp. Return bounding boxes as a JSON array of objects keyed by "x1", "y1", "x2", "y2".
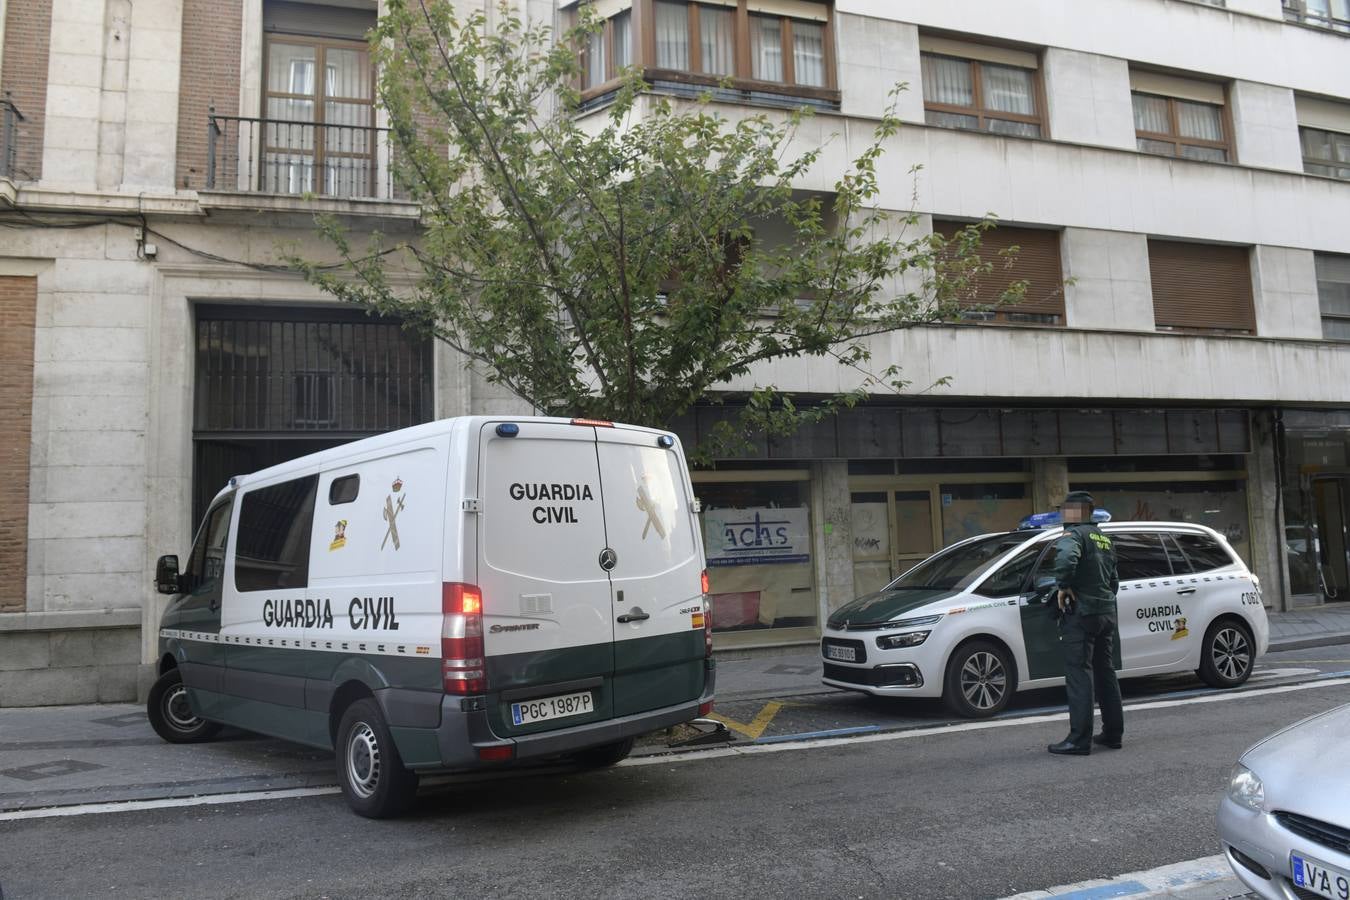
[
  {"x1": 1197, "y1": 619, "x2": 1254, "y2": 689},
  {"x1": 571, "y1": 737, "x2": 635, "y2": 768},
  {"x1": 146, "y1": 669, "x2": 222, "y2": 744},
  {"x1": 335, "y1": 699, "x2": 418, "y2": 818},
  {"x1": 942, "y1": 641, "x2": 1014, "y2": 719}
]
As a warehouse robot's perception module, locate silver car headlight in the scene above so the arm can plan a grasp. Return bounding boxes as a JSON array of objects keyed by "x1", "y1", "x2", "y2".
[
  {"x1": 1227, "y1": 764, "x2": 1265, "y2": 812},
  {"x1": 877, "y1": 631, "x2": 930, "y2": 650}
]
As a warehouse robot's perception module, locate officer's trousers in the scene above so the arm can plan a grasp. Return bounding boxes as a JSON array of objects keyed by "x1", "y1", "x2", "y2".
[{"x1": 1059, "y1": 611, "x2": 1124, "y2": 747}]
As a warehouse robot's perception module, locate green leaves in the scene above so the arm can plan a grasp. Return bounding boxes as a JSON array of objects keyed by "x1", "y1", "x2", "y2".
[{"x1": 298, "y1": 0, "x2": 1029, "y2": 459}]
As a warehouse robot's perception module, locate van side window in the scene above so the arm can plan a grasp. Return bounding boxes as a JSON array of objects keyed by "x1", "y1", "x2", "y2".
[
  {"x1": 183, "y1": 499, "x2": 233, "y2": 595},
  {"x1": 1174, "y1": 532, "x2": 1234, "y2": 573},
  {"x1": 235, "y1": 475, "x2": 318, "y2": 592},
  {"x1": 1113, "y1": 532, "x2": 1172, "y2": 581},
  {"x1": 329, "y1": 474, "x2": 360, "y2": 505}
]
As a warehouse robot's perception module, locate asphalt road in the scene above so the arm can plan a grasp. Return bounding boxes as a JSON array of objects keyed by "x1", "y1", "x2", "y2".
[{"x1": 2, "y1": 660, "x2": 1348, "y2": 900}]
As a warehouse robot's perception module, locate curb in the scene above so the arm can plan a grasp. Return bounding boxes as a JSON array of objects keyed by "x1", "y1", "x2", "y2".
[{"x1": 1268, "y1": 632, "x2": 1350, "y2": 653}]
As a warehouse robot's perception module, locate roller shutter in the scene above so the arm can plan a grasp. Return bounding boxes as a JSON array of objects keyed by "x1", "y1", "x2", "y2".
[
  {"x1": 934, "y1": 221, "x2": 1065, "y2": 324},
  {"x1": 1148, "y1": 240, "x2": 1255, "y2": 334}
]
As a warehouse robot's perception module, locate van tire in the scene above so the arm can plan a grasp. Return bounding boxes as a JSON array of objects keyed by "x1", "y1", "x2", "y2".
[
  {"x1": 571, "y1": 737, "x2": 635, "y2": 768},
  {"x1": 1198, "y1": 619, "x2": 1255, "y2": 689},
  {"x1": 942, "y1": 640, "x2": 1014, "y2": 719},
  {"x1": 147, "y1": 669, "x2": 222, "y2": 744},
  {"x1": 335, "y1": 699, "x2": 419, "y2": 818}
]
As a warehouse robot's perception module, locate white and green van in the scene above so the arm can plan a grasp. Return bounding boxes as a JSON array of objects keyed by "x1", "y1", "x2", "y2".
[{"x1": 148, "y1": 416, "x2": 714, "y2": 817}]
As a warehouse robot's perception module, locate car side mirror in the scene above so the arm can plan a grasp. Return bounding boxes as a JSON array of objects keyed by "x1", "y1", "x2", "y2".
[
  {"x1": 155, "y1": 555, "x2": 181, "y2": 595},
  {"x1": 1030, "y1": 575, "x2": 1056, "y2": 602}
]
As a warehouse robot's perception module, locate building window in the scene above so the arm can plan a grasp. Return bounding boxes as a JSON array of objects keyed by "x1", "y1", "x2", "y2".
[
  {"x1": 1147, "y1": 240, "x2": 1255, "y2": 335},
  {"x1": 1301, "y1": 127, "x2": 1350, "y2": 179},
  {"x1": 932, "y1": 221, "x2": 1065, "y2": 325},
  {"x1": 1316, "y1": 254, "x2": 1350, "y2": 341},
  {"x1": 1129, "y1": 70, "x2": 1231, "y2": 163},
  {"x1": 919, "y1": 36, "x2": 1044, "y2": 138},
  {"x1": 578, "y1": 1, "x2": 836, "y2": 104},
  {"x1": 1283, "y1": 0, "x2": 1350, "y2": 32}
]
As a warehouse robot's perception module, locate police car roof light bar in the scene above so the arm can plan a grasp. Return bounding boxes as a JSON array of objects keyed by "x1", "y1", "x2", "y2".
[{"x1": 1017, "y1": 508, "x2": 1113, "y2": 530}]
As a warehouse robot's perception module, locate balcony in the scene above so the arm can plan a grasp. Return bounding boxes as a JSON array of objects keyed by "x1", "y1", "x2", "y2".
[
  {"x1": 205, "y1": 112, "x2": 408, "y2": 204},
  {"x1": 1, "y1": 95, "x2": 24, "y2": 181}
]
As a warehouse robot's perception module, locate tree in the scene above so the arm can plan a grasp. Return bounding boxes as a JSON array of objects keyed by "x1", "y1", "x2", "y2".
[{"x1": 297, "y1": 0, "x2": 1025, "y2": 454}]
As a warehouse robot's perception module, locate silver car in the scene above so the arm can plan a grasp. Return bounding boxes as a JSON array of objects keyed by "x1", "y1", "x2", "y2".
[{"x1": 1218, "y1": 702, "x2": 1350, "y2": 899}]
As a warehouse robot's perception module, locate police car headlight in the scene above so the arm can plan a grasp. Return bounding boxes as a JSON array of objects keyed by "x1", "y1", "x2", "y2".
[
  {"x1": 877, "y1": 631, "x2": 930, "y2": 650},
  {"x1": 1227, "y1": 764, "x2": 1264, "y2": 812}
]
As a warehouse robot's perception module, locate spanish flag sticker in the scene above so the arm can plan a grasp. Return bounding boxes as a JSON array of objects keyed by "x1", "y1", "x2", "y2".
[{"x1": 691, "y1": 613, "x2": 705, "y2": 629}]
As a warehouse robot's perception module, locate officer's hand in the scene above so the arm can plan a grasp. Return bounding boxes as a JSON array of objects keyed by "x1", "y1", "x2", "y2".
[{"x1": 1056, "y1": 589, "x2": 1075, "y2": 613}]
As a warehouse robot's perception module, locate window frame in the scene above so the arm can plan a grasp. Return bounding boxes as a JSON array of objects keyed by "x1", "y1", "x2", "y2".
[
  {"x1": 920, "y1": 51, "x2": 1048, "y2": 138},
  {"x1": 260, "y1": 32, "x2": 378, "y2": 196},
  {"x1": 577, "y1": 1, "x2": 838, "y2": 106},
  {"x1": 1131, "y1": 90, "x2": 1234, "y2": 163},
  {"x1": 1299, "y1": 125, "x2": 1350, "y2": 180}
]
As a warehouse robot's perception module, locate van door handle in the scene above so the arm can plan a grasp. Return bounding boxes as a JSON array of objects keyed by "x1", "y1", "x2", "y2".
[
  {"x1": 617, "y1": 611, "x2": 650, "y2": 623},
  {"x1": 1176, "y1": 588, "x2": 1197, "y2": 596}
]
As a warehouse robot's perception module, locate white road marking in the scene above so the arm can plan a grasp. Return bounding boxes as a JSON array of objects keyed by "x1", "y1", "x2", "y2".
[
  {"x1": 0, "y1": 787, "x2": 341, "y2": 822},
  {"x1": 618, "y1": 675, "x2": 1350, "y2": 767},
  {"x1": 1000, "y1": 853, "x2": 1234, "y2": 899},
  {"x1": 3, "y1": 675, "x2": 1346, "y2": 821}
]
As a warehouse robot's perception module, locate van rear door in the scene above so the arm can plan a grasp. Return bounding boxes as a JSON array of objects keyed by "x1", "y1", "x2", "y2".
[
  {"x1": 477, "y1": 420, "x2": 615, "y2": 737},
  {"x1": 594, "y1": 427, "x2": 706, "y2": 717}
]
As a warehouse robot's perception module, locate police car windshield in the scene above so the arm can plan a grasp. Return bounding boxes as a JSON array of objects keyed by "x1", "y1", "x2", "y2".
[{"x1": 888, "y1": 533, "x2": 1034, "y2": 593}]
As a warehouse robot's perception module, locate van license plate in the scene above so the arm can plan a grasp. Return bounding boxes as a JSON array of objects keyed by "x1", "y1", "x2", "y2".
[
  {"x1": 825, "y1": 645, "x2": 857, "y2": 662},
  {"x1": 1292, "y1": 854, "x2": 1350, "y2": 900},
  {"x1": 511, "y1": 691, "x2": 594, "y2": 726}
]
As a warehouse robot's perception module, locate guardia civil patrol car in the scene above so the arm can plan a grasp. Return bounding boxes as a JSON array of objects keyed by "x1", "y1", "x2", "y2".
[
  {"x1": 821, "y1": 515, "x2": 1269, "y2": 718},
  {"x1": 148, "y1": 416, "x2": 714, "y2": 817}
]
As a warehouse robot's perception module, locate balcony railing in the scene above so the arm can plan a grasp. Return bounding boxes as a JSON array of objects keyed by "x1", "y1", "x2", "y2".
[
  {"x1": 1, "y1": 95, "x2": 24, "y2": 180},
  {"x1": 206, "y1": 111, "x2": 406, "y2": 201}
]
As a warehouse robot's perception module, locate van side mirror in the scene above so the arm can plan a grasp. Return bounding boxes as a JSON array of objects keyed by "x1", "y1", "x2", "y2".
[{"x1": 156, "y1": 555, "x2": 181, "y2": 595}]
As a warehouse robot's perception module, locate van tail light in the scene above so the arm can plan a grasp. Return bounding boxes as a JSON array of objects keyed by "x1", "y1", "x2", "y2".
[
  {"x1": 442, "y1": 582, "x2": 486, "y2": 694},
  {"x1": 701, "y1": 569, "x2": 713, "y2": 659}
]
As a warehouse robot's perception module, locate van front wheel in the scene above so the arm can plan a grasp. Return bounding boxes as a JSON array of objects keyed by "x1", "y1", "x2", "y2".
[
  {"x1": 335, "y1": 699, "x2": 419, "y2": 818},
  {"x1": 147, "y1": 669, "x2": 222, "y2": 744}
]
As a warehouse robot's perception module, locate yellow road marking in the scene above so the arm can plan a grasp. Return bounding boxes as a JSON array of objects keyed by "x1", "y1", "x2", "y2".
[{"x1": 709, "y1": 701, "x2": 784, "y2": 740}]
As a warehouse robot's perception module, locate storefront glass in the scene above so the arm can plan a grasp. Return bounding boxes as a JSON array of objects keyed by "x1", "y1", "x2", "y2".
[
  {"x1": 1071, "y1": 479, "x2": 1251, "y2": 564},
  {"x1": 696, "y1": 480, "x2": 817, "y2": 633},
  {"x1": 1282, "y1": 433, "x2": 1350, "y2": 598}
]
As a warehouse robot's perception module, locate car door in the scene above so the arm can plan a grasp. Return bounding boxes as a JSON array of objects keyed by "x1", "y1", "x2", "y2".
[
  {"x1": 1016, "y1": 540, "x2": 1063, "y2": 681},
  {"x1": 1170, "y1": 529, "x2": 1246, "y2": 660},
  {"x1": 1113, "y1": 530, "x2": 1187, "y2": 670},
  {"x1": 594, "y1": 426, "x2": 706, "y2": 717},
  {"x1": 168, "y1": 497, "x2": 234, "y2": 711},
  {"x1": 477, "y1": 420, "x2": 616, "y2": 738}
]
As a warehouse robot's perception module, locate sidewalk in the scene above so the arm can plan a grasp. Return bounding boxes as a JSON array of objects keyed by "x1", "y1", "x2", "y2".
[{"x1": 712, "y1": 602, "x2": 1350, "y2": 701}]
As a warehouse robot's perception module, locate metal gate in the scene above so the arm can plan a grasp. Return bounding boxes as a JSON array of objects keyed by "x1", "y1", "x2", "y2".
[{"x1": 192, "y1": 304, "x2": 434, "y2": 519}]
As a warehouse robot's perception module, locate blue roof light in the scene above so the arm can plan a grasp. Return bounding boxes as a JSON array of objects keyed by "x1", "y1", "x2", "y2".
[
  {"x1": 496, "y1": 423, "x2": 520, "y2": 437},
  {"x1": 1018, "y1": 508, "x2": 1113, "y2": 530},
  {"x1": 657, "y1": 434, "x2": 675, "y2": 449}
]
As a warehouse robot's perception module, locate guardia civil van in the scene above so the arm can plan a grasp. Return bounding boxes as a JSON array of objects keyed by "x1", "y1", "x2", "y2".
[
  {"x1": 148, "y1": 416, "x2": 715, "y2": 817},
  {"x1": 821, "y1": 518, "x2": 1269, "y2": 718}
]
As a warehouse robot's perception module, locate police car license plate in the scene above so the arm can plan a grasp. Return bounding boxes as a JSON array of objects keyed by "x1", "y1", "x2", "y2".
[
  {"x1": 511, "y1": 691, "x2": 594, "y2": 726},
  {"x1": 824, "y1": 644, "x2": 857, "y2": 662},
  {"x1": 1293, "y1": 853, "x2": 1350, "y2": 899}
]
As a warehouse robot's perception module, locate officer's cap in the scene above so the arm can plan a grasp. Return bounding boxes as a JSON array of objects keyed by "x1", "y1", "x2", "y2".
[{"x1": 1062, "y1": 490, "x2": 1095, "y2": 508}]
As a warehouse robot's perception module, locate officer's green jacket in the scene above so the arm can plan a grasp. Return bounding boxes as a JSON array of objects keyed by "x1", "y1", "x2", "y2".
[{"x1": 1050, "y1": 523, "x2": 1120, "y2": 615}]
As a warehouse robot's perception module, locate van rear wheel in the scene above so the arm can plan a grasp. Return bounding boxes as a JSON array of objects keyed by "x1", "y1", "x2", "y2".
[
  {"x1": 571, "y1": 737, "x2": 635, "y2": 768},
  {"x1": 335, "y1": 698, "x2": 419, "y2": 818},
  {"x1": 147, "y1": 669, "x2": 222, "y2": 744}
]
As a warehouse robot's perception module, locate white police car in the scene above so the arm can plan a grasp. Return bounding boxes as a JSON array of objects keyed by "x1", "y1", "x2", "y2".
[{"x1": 820, "y1": 514, "x2": 1269, "y2": 718}]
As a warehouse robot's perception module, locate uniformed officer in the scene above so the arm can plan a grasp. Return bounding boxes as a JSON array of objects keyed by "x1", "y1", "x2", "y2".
[{"x1": 1047, "y1": 491, "x2": 1124, "y2": 756}]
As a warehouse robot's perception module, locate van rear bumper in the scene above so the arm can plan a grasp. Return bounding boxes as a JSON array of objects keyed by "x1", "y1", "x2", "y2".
[{"x1": 421, "y1": 666, "x2": 715, "y2": 771}]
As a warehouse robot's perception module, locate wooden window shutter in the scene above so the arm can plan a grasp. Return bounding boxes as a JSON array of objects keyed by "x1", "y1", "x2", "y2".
[
  {"x1": 1148, "y1": 240, "x2": 1255, "y2": 333},
  {"x1": 933, "y1": 221, "x2": 1065, "y2": 323}
]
